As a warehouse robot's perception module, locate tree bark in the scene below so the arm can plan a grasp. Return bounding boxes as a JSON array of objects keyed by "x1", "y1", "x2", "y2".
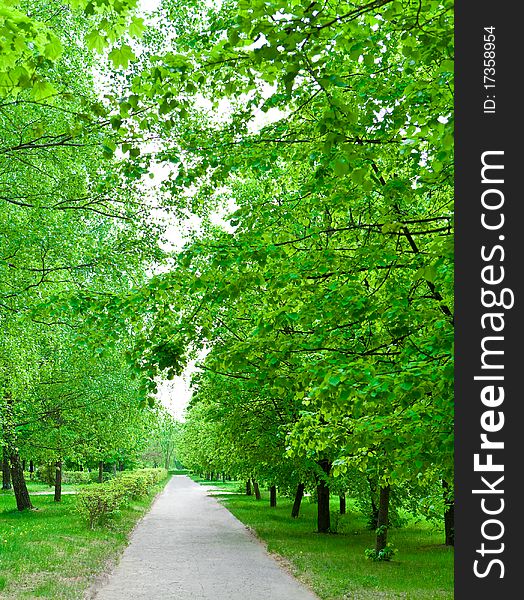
[
  {"x1": 317, "y1": 459, "x2": 331, "y2": 533},
  {"x1": 98, "y1": 461, "x2": 104, "y2": 483},
  {"x1": 291, "y1": 482, "x2": 305, "y2": 518},
  {"x1": 2, "y1": 448, "x2": 11, "y2": 490},
  {"x1": 339, "y1": 493, "x2": 346, "y2": 515},
  {"x1": 375, "y1": 485, "x2": 391, "y2": 553},
  {"x1": 245, "y1": 479, "x2": 252, "y2": 496},
  {"x1": 253, "y1": 481, "x2": 261, "y2": 500},
  {"x1": 164, "y1": 452, "x2": 171, "y2": 471},
  {"x1": 29, "y1": 460, "x2": 34, "y2": 480},
  {"x1": 54, "y1": 461, "x2": 62, "y2": 502},
  {"x1": 9, "y1": 450, "x2": 33, "y2": 511},
  {"x1": 112, "y1": 463, "x2": 117, "y2": 476},
  {"x1": 269, "y1": 485, "x2": 277, "y2": 507},
  {"x1": 443, "y1": 480, "x2": 454, "y2": 546}
]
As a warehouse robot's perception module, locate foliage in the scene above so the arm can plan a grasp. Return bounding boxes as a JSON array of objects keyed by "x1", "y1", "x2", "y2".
[
  {"x1": 140, "y1": 409, "x2": 182, "y2": 469},
  {"x1": 61, "y1": 471, "x2": 94, "y2": 485},
  {"x1": 365, "y1": 543, "x2": 397, "y2": 562},
  {"x1": 1, "y1": 0, "x2": 169, "y2": 511},
  {"x1": 2, "y1": 0, "x2": 453, "y2": 588},
  {"x1": 76, "y1": 485, "x2": 125, "y2": 529},
  {"x1": 76, "y1": 467, "x2": 166, "y2": 528}
]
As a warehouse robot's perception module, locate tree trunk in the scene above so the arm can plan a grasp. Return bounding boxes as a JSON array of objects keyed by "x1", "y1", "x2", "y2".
[
  {"x1": 317, "y1": 459, "x2": 331, "y2": 533},
  {"x1": 291, "y1": 483, "x2": 305, "y2": 518},
  {"x1": 98, "y1": 461, "x2": 104, "y2": 483},
  {"x1": 112, "y1": 463, "x2": 117, "y2": 476},
  {"x1": 119, "y1": 461, "x2": 124, "y2": 471},
  {"x1": 29, "y1": 460, "x2": 34, "y2": 480},
  {"x1": 253, "y1": 481, "x2": 261, "y2": 500},
  {"x1": 269, "y1": 485, "x2": 277, "y2": 507},
  {"x1": 164, "y1": 453, "x2": 171, "y2": 471},
  {"x1": 246, "y1": 479, "x2": 252, "y2": 496},
  {"x1": 54, "y1": 461, "x2": 62, "y2": 502},
  {"x1": 443, "y1": 480, "x2": 454, "y2": 546},
  {"x1": 2, "y1": 448, "x2": 11, "y2": 490},
  {"x1": 339, "y1": 493, "x2": 346, "y2": 515},
  {"x1": 375, "y1": 485, "x2": 391, "y2": 553},
  {"x1": 9, "y1": 450, "x2": 33, "y2": 511}
]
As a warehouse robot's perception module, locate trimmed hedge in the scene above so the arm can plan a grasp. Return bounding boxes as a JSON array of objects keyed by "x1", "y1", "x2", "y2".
[
  {"x1": 76, "y1": 468, "x2": 167, "y2": 529},
  {"x1": 62, "y1": 471, "x2": 92, "y2": 485},
  {"x1": 65, "y1": 470, "x2": 117, "y2": 484},
  {"x1": 35, "y1": 468, "x2": 117, "y2": 486}
]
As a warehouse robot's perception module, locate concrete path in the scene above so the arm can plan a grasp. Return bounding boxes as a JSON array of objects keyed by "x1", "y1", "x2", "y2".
[{"x1": 92, "y1": 475, "x2": 318, "y2": 600}]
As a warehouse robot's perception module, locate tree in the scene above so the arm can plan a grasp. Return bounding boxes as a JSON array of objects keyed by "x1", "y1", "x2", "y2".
[
  {"x1": 133, "y1": 0, "x2": 454, "y2": 548},
  {"x1": 1, "y1": 0, "x2": 169, "y2": 510}
]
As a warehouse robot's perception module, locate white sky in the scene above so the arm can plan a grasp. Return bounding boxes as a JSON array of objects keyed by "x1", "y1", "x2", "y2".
[
  {"x1": 139, "y1": 0, "x2": 161, "y2": 12},
  {"x1": 156, "y1": 360, "x2": 196, "y2": 421}
]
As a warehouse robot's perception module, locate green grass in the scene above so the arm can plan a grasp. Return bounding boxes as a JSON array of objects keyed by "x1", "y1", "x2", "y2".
[
  {"x1": 169, "y1": 468, "x2": 190, "y2": 475},
  {"x1": 0, "y1": 477, "x2": 170, "y2": 599},
  {"x1": 194, "y1": 477, "x2": 454, "y2": 600},
  {"x1": 190, "y1": 475, "x2": 243, "y2": 493}
]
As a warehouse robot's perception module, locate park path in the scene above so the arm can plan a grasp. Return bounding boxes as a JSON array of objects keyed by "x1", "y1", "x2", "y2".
[{"x1": 92, "y1": 475, "x2": 318, "y2": 600}]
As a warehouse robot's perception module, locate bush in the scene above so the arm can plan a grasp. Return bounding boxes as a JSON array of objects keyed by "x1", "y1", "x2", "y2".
[
  {"x1": 35, "y1": 464, "x2": 55, "y2": 486},
  {"x1": 76, "y1": 487, "x2": 125, "y2": 529},
  {"x1": 76, "y1": 468, "x2": 167, "y2": 528},
  {"x1": 62, "y1": 471, "x2": 92, "y2": 485},
  {"x1": 88, "y1": 470, "x2": 116, "y2": 483},
  {"x1": 364, "y1": 544, "x2": 397, "y2": 562}
]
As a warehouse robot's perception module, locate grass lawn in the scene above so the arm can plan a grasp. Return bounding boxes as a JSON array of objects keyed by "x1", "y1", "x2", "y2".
[
  {"x1": 23, "y1": 481, "x2": 78, "y2": 494},
  {"x1": 0, "y1": 477, "x2": 170, "y2": 599},
  {"x1": 192, "y1": 476, "x2": 454, "y2": 600}
]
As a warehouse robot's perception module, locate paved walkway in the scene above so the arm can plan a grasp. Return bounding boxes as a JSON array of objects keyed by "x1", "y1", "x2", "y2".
[{"x1": 92, "y1": 475, "x2": 318, "y2": 599}]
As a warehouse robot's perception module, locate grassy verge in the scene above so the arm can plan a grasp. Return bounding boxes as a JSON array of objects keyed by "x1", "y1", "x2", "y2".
[
  {"x1": 193, "y1": 476, "x2": 453, "y2": 600},
  {"x1": 0, "y1": 477, "x2": 170, "y2": 599}
]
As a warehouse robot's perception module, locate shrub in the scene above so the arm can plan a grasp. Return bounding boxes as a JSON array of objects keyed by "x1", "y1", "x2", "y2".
[
  {"x1": 364, "y1": 544, "x2": 397, "y2": 562},
  {"x1": 76, "y1": 468, "x2": 167, "y2": 528},
  {"x1": 62, "y1": 471, "x2": 92, "y2": 485},
  {"x1": 35, "y1": 464, "x2": 55, "y2": 486},
  {"x1": 76, "y1": 487, "x2": 125, "y2": 529}
]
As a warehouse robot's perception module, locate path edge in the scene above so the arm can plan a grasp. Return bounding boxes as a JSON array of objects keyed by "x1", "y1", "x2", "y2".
[
  {"x1": 83, "y1": 475, "x2": 173, "y2": 600},
  {"x1": 208, "y1": 489, "x2": 320, "y2": 600}
]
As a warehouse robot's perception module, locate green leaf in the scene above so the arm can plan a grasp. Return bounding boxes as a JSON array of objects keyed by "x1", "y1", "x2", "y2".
[
  {"x1": 43, "y1": 38, "x2": 63, "y2": 61},
  {"x1": 333, "y1": 158, "x2": 349, "y2": 176},
  {"x1": 85, "y1": 30, "x2": 106, "y2": 53},
  {"x1": 31, "y1": 79, "x2": 56, "y2": 100},
  {"x1": 108, "y1": 45, "x2": 136, "y2": 69},
  {"x1": 129, "y1": 17, "x2": 146, "y2": 38}
]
